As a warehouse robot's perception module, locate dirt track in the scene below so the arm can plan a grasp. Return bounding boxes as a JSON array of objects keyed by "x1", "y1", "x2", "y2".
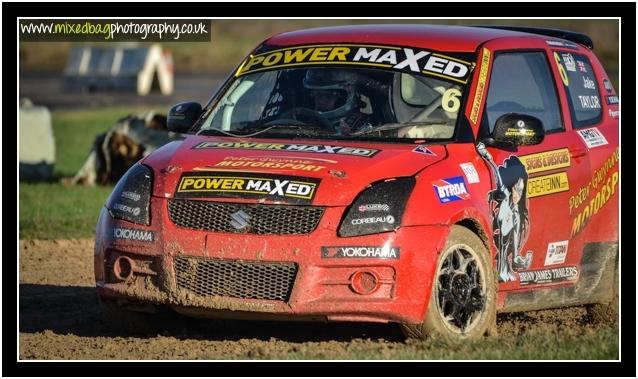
[{"x1": 19, "y1": 239, "x2": 616, "y2": 360}]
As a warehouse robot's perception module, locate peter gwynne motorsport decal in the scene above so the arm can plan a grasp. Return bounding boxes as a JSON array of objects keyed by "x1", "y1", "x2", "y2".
[{"x1": 175, "y1": 172, "x2": 320, "y2": 204}]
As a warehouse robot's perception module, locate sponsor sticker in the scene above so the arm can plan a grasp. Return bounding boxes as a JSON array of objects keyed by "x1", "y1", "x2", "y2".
[
  {"x1": 351, "y1": 215, "x2": 395, "y2": 225},
  {"x1": 519, "y1": 148, "x2": 571, "y2": 174},
  {"x1": 113, "y1": 203, "x2": 141, "y2": 216},
  {"x1": 561, "y1": 53, "x2": 576, "y2": 72},
  {"x1": 459, "y1": 162, "x2": 480, "y2": 184},
  {"x1": 518, "y1": 266, "x2": 578, "y2": 285},
  {"x1": 193, "y1": 141, "x2": 379, "y2": 158},
  {"x1": 546, "y1": 40, "x2": 579, "y2": 49},
  {"x1": 432, "y1": 176, "x2": 470, "y2": 203},
  {"x1": 582, "y1": 76, "x2": 596, "y2": 90},
  {"x1": 113, "y1": 227, "x2": 154, "y2": 242},
  {"x1": 527, "y1": 172, "x2": 570, "y2": 198},
  {"x1": 210, "y1": 156, "x2": 326, "y2": 172},
  {"x1": 121, "y1": 191, "x2": 141, "y2": 202},
  {"x1": 236, "y1": 44, "x2": 473, "y2": 84},
  {"x1": 544, "y1": 240, "x2": 569, "y2": 266},
  {"x1": 606, "y1": 95, "x2": 619, "y2": 105},
  {"x1": 577, "y1": 60, "x2": 587, "y2": 72},
  {"x1": 412, "y1": 145, "x2": 436, "y2": 156},
  {"x1": 358, "y1": 203, "x2": 390, "y2": 212},
  {"x1": 577, "y1": 127, "x2": 608, "y2": 148},
  {"x1": 321, "y1": 246, "x2": 400, "y2": 259},
  {"x1": 603, "y1": 79, "x2": 614, "y2": 93},
  {"x1": 175, "y1": 172, "x2": 320, "y2": 204},
  {"x1": 608, "y1": 109, "x2": 619, "y2": 119},
  {"x1": 470, "y1": 48, "x2": 490, "y2": 124}
]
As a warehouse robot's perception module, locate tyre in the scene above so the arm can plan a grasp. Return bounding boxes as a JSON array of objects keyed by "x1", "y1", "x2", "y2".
[
  {"x1": 99, "y1": 298, "x2": 154, "y2": 335},
  {"x1": 401, "y1": 225, "x2": 497, "y2": 340}
]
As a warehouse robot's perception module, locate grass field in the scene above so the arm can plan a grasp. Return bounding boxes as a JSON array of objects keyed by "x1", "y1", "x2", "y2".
[{"x1": 19, "y1": 105, "x2": 169, "y2": 239}]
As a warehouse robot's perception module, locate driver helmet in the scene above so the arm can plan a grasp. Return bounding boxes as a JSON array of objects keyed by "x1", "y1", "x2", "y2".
[{"x1": 303, "y1": 68, "x2": 362, "y2": 120}]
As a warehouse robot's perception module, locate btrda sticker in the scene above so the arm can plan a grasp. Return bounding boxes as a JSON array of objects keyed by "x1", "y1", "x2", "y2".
[{"x1": 432, "y1": 176, "x2": 470, "y2": 203}]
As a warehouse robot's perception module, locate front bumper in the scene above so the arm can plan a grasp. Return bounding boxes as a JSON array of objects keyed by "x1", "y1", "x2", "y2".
[{"x1": 95, "y1": 197, "x2": 449, "y2": 324}]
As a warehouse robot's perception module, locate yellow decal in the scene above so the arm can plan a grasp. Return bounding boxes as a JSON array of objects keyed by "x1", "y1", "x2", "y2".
[
  {"x1": 470, "y1": 48, "x2": 490, "y2": 124},
  {"x1": 527, "y1": 172, "x2": 570, "y2": 198},
  {"x1": 176, "y1": 174, "x2": 319, "y2": 201},
  {"x1": 519, "y1": 148, "x2": 571, "y2": 174},
  {"x1": 553, "y1": 52, "x2": 569, "y2": 86},
  {"x1": 570, "y1": 170, "x2": 618, "y2": 237},
  {"x1": 234, "y1": 44, "x2": 473, "y2": 84}
]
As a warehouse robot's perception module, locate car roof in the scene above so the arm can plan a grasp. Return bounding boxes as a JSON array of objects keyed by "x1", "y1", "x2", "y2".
[{"x1": 264, "y1": 24, "x2": 546, "y2": 53}]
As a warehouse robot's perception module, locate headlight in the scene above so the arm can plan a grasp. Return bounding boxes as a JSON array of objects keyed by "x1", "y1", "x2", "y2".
[
  {"x1": 338, "y1": 177, "x2": 415, "y2": 237},
  {"x1": 105, "y1": 163, "x2": 153, "y2": 225}
]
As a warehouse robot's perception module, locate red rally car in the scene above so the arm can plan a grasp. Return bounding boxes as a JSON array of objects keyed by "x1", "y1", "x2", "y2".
[{"x1": 95, "y1": 24, "x2": 619, "y2": 339}]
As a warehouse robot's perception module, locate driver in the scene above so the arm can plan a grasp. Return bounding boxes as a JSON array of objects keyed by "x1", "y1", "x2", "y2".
[{"x1": 304, "y1": 68, "x2": 372, "y2": 135}]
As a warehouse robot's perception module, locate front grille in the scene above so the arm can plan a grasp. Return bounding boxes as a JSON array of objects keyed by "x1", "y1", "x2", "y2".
[
  {"x1": 174, "y1": 256, "x2": 297, "y2": 301},
  {"x1": 168, "y1": 199, "x2": 324, "y2": 235}
]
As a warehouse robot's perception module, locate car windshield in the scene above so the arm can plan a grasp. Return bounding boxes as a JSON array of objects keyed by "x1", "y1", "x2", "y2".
[{"x1": 196, "y1": 65, "x2": 469, "y2": 142}]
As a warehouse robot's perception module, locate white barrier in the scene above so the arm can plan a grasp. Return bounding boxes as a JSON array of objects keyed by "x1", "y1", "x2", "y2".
[
  {"x1": 19, "y1": 99, "x2": 55, "y2": 181},
  {"x1": 63, "y1": 43, "x2": 173, "y2": 95}
]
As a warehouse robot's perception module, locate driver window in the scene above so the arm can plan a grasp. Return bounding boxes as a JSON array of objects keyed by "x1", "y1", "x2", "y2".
[{"x1": 484, "y1": 52, "x2": 563, "y2": 133}]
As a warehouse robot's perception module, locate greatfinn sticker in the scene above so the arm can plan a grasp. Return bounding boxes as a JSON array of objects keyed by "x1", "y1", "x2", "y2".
[
  {"x1": 527, "y1": 172, "x2": 570, "y2": 198},
  {"x1": 236, "y1": 44, "x2": 474, "y2": 84},
  {"x1": 193, "y1": 141, "x2": 379, "y2": 158},
  {"x1": 175, "y1": 172, "x2": 320, "y2": 204},
  {"x1": 432, "y1": 176, "x2": 470, "y2": 203}
]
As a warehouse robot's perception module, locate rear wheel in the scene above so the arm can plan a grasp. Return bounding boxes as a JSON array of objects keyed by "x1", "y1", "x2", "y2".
[{"x1": 401, "y1": 225, "x2": 497, "y2": 340}]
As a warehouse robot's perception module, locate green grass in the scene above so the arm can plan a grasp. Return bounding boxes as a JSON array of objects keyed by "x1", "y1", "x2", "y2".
[
  {"x1": 20, "y1": 105, "x2": 169, "y2": 239},
  {"x1": 19, "y1": 183, "x2": 114, "y2": 239},
  {"x1": 52, "y1": 105, "x2": 169, "y2": 177}
]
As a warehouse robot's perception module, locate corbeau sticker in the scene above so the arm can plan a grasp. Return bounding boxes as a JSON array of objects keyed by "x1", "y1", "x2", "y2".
[
  {"x1": 544, "y1": 240, "x2": 569, "y2": 266},
  {"x1": 577, "y1": 127, "x2": 608, "y2": 148},
  {"x1": 351, "y1": 215, "x2": 395, "y2": 225},
  {"x1": 432, "y1": 176, "x2": 470, "y2": 203},
  {"x1": 193, "y1": 141, "x2": 379, "y2": 158},
  {"x1": 113, "y1": 228, "x2": 154, "y2": 243},
  {"x1": 518, "y1": 266, "x2": 578, "y2": 286},
  {"x1": 527, "y1": 172, "x2": 570, "y2": 198},
  {"x1": 321, "y1": 246, "x2": 400, "y2": 259},
  {"x1": 519, "y1": 148, "x2": 571, "y2": 174},
  {"x1": 175, "y1": 172, "x2": 320, "y2": 204},
  {"x1": 236, "y1": 44, "x2": 474, "y2": 84}
]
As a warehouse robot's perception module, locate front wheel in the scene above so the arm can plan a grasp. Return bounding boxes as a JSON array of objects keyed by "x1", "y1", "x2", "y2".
[{"x1": 401, "y1": 225, "x2": 497, "y2": 340}]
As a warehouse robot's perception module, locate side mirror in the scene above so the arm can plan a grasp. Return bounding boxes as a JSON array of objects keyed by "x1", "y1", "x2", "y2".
[
  {"x1": 167, "y1": 102, "x2": 202, "y2": 133},
  {"x1": 488, "y1": 113, "x2": 545, "y2": 147}
]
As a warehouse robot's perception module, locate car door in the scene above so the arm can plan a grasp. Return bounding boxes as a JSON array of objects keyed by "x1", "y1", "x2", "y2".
[{"x1": 467, "y1": 39, "x2": 592, "y2": 294}]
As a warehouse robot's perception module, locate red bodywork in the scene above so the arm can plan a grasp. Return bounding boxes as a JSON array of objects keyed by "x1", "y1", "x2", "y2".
[{"x1": 95, "y1": 25, "x2": 619, "y2": 324}]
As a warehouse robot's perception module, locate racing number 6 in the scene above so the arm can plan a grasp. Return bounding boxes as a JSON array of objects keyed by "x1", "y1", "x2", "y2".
[
  {"x1": 553, "y1": 52, "x2": 569, "y2": 86},
  {"x1": 442, "y1": 88, "x2": 462, "y2": 113}
]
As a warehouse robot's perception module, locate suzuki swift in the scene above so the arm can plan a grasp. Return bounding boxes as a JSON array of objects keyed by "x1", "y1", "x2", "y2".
[{"x1": 95, "y1": 24, "x2": 619, "y2": 339}]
